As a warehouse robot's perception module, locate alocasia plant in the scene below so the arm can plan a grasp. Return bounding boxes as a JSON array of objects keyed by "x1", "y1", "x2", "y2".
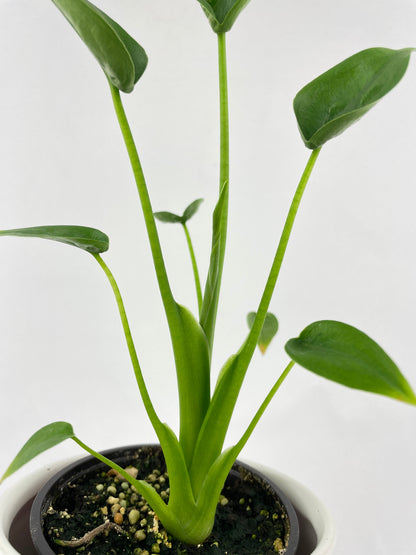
[{"x1": 1, "y1": 0, "x2": 415, "y2": 547}]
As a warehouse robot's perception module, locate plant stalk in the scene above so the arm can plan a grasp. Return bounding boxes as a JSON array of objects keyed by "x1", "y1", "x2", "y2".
[
  {"x1": 108, "y1": 84, "x2": 179, "y2": 328},
  {"x1": 109, "y1": 84, "x2": 211, "y2": 467},
  {"x1": 215, "y1": 30, "x2": 229, "y2": 313},
  {"x1": 216, "y1": 31, "x2": 229, "y2": 332},
  {"x1": 199, "y1": 32, "x2": 230, "y2": 352},
  {"x1": 190, "y1": 148, "x2": 322, "y2": 489},
  {"x1": 93, "y1": 254, "x2": 162, "y2": 433},
  {"x1": 234, "y1": 360, "x2": 295, "y2": 454},
  {"x1": 218, "y1": 32, "x2": 230, "y2": 192},
  {"x1": 71, "y1": 436, "x2": 176, "y2": 527},
  {"x1": 242, "y1": 147, "x2": 322, "y2": 361},
  {"x1": 183, "y1": 222, "x2": 203, "y2": 314}
]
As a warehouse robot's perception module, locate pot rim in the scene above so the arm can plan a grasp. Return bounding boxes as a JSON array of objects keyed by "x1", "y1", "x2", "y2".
[{"x1": 248, "y1": 461, "x2": 336, "y2": 555}]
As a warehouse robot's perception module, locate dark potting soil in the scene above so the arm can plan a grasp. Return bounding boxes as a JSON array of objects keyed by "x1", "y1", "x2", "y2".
[{"x1": 42, "y1": 447, "x2": 290, "y2": 555}]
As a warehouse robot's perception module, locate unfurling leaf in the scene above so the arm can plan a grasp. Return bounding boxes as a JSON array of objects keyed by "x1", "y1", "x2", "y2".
[
  {"x1": 285, "y1": 320, "x2": 416, "y2": 405},
  {"x1": 294, "y1": 48, "x2": 414, "y2": 149},
  {"x1": 50, "y1": 0, "x2": 148, "y2": 92},
  {"x1": 247, "y1": 312, "x2": 278, "y2": 354},
  {"x1": 0, "y1": 422, "x2": 74, "y2": 483},
  {"x1": 0, "y1": 225, "x2": 109, "y2": 253},
  {"x1": 199, "y1": 182, "x2": 228, "y2": 351},
  {"x1": 175, "y1": 304, "x2": 210, "y2": 466},
  {"x1": 195, "y1": 0, "x2": 252, "y2": 33}
]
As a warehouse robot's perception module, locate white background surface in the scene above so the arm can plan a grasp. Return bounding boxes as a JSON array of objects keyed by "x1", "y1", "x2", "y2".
[{"x1": 1, "y1": 0, "x2": 416, "y2": 553}]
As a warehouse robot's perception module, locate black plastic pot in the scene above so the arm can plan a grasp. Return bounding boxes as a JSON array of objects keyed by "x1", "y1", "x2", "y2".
[{"x1": 30, "y1": 444, "x2": 300, "y2": 554}]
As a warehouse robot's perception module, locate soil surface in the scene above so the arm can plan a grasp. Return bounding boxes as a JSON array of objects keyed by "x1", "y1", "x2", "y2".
[{"x1": 41, "y1": 446, "x2": 291, "y2": 554}]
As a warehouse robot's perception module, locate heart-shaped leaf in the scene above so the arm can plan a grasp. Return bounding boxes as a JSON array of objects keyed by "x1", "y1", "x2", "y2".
[
  {"x1": 50, "y1": 0, "x2": 148, "y2": 92},
  {"x1": 247, "y1": 311, "x2": 278, "y2": 354},
  {"x1": 294, "y1": 48, "x2": 414, "y2": 149},
  {"x1": 0, "y1": 225, "x2": 109, "y2": 253},
  {"x1": 285, "y1": 320, "x2": 416, "y2": 405},
  {"x1": 154, "y1": 199, "x2": 204, "y2": 225},
  {"x1": 0, "y1": 422, "x2": 74, "y2": 483},
  {"x1": 196, "y1": 0, "x2": 252, "y2": 33}
]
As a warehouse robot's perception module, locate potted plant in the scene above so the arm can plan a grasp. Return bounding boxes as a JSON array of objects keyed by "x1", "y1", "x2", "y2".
[{"x1": 0, "y1": 0, "x2": 415, "y2": 553}]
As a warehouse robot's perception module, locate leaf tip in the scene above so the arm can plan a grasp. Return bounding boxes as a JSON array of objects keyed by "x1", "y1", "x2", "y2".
[
  {"x1": 399, "y1": 388, "x2": 416, "y2": 406},
  {"x1": 258, "y1": 343, "x2": 267, "y2": 355}
]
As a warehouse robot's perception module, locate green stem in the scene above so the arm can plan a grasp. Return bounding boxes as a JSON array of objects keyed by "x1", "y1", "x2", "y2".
[
  {"x1": 218, "y1": 32, "x2": 229, "y2": 192},
  {"x1": 183, "y1": 222, "x2": 203, "y2": 315},
  {"x1": 234, "y1": 360, "x2": 295, "y2": 454},
  {"x1": 92, "y1": 253, "x2": 162, "y2": 434},
  {"x1": 189, "y1": 148, "x2": 322, "y2": 489},
  {"x1": 216, "y1": 31, "x2": 229, "y2": 307},
  {"x1": 199, "y1": 32, "x2": 230, "y2": 351},
  {"x1": 194, "y1": 361, "x2": 295, "y2": 510},
  {"x1": 242, "y1": 147, "x2": 322, "y2": 362},
  {"x1": 108, "y1": 83, "x2": 179, "y2": 328},
  {"x1": 71, "y1": 436, "x2": 176, "y2": 527},
  {"x1": 109, "y1": 84, "x2": 212, "y2": 463}
]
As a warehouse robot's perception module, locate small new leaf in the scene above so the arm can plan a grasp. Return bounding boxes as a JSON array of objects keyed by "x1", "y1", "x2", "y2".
[
  {"x1": 154, "y1": 199, "x2": 203, "y2": 225},
  {"x1": 182, "y1": 199, "x2": 204, "y2": 223},
  {"x1": 154, "y1": 212, "x2": 183, "y2": 224},
  {"x1": 247, "y1": 312, "x2": 278, "y2": 354},
  {"x1": 0, "y1": 225, "x2": 109, "y2": 253},
  {"x1": 285, "y1": 320, "x2": 416, "y2": 405},
  {"x1": 195, "y1": 0, "x2": 252, "y2": 33},
  {"x1": 50, "y1": 0, "x2": 148, "y2": 92},
  {"x1": 0, "y1": 422, "x2": 74, "y2": 483},
  {"x1": 294, "y1": 48, "x2": 414, "y2": 149}
]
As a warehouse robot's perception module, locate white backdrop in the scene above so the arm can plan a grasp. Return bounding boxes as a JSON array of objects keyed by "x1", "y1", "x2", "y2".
[{"x1": 1, "y1": 0, "x2": 416, "y2": 553}]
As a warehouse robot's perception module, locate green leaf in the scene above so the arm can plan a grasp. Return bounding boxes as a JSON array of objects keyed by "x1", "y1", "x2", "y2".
[
  {"x1": 50, "y1": 0, "x2": 148, "y2": 93},
  {"x1": 247, "y1": 312, "x2": 278, "y2": 354},
  {"x1": 182, "y1": 199, "x2": 204, "y2": 223},
  {"x1": 175, "y1": 304, "x2": 211, "y2": 467},
  {"x1": 154, "y1": 199, "x2": 204, "y2": 226},
  {"x1": 0, "y1": 422, "x2": 74, "y2": 483},
  {"x1": 190, "y1": 352, "x2": 241, "y2": 495},
  {"x1": 294, "y1": 48, "x2": 414, "y2": 149},
  {"x1": 195, "y1": 0, "x2": 252, "y2": 33},
  {"x1": 193, "y1": 445, "x2": 240, "y2": 530},
  {"x1": 153, "y1": 211, "x2": 183, "y2": 224},
  {"x1": 0, "y1": 225, "x2": 109, "y2": 253},
  {"x1": 199, "y1": 182, "x2": 229, "y2": 352},
  {"x1": 285, "y1": 320, "x2": 416, "y2": 405}
]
